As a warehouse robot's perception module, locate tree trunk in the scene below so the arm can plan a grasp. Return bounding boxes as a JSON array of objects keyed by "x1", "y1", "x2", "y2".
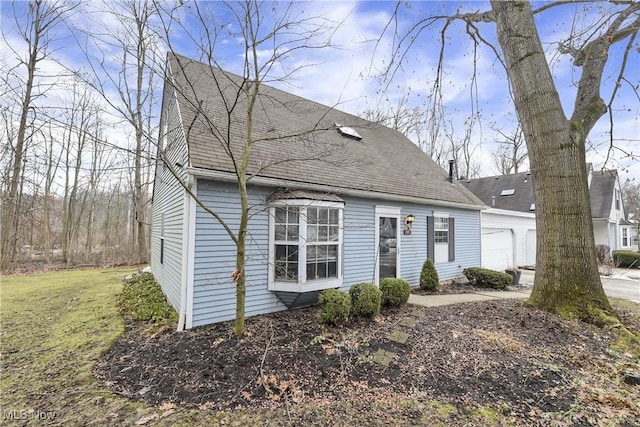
[
  {"x1": 233, "y1": 177, "x2": 249, "y2": 336},
  {"x1": 491, "y1": 0, "x2": 614, "y2": 322}
]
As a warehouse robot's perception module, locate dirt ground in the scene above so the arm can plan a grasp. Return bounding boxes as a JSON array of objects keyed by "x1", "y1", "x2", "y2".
[{"x1": 95, "y1": 298, "x2": 640, "y2": 426}]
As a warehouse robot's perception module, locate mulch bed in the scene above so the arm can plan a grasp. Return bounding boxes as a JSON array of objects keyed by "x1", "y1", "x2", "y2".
[{"x1": 94, "y1": 299, "x2": 625, "y2": 424}]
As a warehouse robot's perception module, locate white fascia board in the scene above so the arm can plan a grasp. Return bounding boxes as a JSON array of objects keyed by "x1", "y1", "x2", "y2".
[
  {"x1": 185, "y1": 167, "x2": 487, "y2": 211},
  {"x1": 484, "y1": 208, "x2": 536, "y2": 219}
]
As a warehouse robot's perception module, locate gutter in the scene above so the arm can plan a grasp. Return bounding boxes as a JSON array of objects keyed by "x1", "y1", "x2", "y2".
[{"x1": 185, "y1": 167, "x2": 487, "y2": 211}]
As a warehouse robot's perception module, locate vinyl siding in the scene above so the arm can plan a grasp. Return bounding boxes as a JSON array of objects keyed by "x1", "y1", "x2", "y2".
[
  {"x1": 150, "y1": 81, "x2": 189, "y2": 311},
  {"x1": 190, "y1": 181, "x2": 482, "y2": 327},
  {"x1": 191, "y1": 181, "x2": 285, "y2": 327}
]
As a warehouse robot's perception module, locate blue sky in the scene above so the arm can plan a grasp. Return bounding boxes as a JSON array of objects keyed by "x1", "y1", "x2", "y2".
[{"x1": 2, "y1": 0, "x2": 638, "y2": 182}]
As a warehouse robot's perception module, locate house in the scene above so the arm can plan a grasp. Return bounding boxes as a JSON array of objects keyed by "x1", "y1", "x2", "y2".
[
  {"x1": 150, "y1": 53, "x2": 485, "y2": 329},
  {"x1": 461, "y1": 166, "x2": 634, "y2": 271}
]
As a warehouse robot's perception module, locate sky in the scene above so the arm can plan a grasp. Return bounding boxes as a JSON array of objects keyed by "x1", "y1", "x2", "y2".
[{"x1": 2, "y1": 0, "x2": 639, "y2": 186}]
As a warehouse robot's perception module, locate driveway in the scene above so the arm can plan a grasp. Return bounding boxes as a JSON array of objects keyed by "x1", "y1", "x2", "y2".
[{"x1": 519, "y1": 268, "x2": 640, "y2": 303}]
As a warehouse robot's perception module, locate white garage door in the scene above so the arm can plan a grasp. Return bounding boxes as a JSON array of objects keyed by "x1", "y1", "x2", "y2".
[
  {"x1": 526, "y1": 229, "x2": 536, "y2": 267},
  {"x1": 482, "y1": 228, "x2": 514, "y2": 271}
]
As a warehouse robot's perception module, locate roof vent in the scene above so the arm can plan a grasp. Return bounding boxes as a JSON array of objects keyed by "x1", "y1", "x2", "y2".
[
  {"x1": 500, "y1": 189, "x2": 515, "y2": 196},
  {"x1": 529, "y1": 203, "x2": 535, "y2": 211},
  {"x1": 335, "y1": 123, "x2": 362, "y2": 140}
]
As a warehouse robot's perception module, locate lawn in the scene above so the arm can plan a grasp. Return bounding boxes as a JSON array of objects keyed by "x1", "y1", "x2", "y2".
[{"x1": 1, "y1": 268, "x2": 639, "y2": 426}]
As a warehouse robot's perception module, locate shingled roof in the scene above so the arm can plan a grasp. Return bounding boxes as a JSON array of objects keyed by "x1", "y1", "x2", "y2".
[
  {"x1": 166, "y1": 53, "x2": 483, "y2": 208},
  {"x1": 460, "y1": 168, "x2": 620, "y2": 218}
]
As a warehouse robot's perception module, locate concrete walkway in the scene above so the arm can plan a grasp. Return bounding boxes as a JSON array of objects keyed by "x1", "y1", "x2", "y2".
[
  {"x1": 409, "y1": 289, "x2": 531, "y2": 307},
  {"x1": 409, "y1": 267, "x2": 640, "y2": 308}
]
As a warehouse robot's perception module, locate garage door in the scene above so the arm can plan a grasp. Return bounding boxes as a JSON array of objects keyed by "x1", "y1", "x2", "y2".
[
  {"x1": 526, "y1": 229, "x2": 536, "y2": 267},
  {"x1": 482, "y1": 228, "x2": 514, "y2": 271}
]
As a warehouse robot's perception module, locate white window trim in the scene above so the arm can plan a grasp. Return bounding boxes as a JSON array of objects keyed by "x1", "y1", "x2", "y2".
[{"x1": 268, "y1": 200, "x2": 344, "y2": 292}]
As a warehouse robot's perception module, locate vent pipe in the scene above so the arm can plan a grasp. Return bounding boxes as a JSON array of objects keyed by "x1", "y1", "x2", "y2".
[{"x1": 447, "y1": 160, "x2": 455, "y2": 183}]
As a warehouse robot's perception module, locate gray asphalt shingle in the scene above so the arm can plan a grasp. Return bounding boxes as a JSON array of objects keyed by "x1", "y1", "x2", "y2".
[{"x1": 167, "y1": 53, "x2": 484, "y2": 208}]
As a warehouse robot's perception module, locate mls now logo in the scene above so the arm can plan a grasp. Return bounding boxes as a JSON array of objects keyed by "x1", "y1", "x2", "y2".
[{"x1": 3, "y1": 409, "x2": 56, "y2": 421}]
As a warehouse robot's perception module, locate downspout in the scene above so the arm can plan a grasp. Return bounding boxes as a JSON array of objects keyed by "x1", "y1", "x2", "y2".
[{"x1": 177, "y1": 174, "x2": 195, "y2": 331}]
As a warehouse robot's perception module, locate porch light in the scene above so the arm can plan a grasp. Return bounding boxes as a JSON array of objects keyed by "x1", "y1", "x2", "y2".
[{"x1": 403, "y1": 214, "x2": 415, "y2": 235}]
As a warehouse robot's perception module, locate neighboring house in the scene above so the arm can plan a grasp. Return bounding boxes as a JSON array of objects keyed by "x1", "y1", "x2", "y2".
[
  {"x1": 150, "y1": 53, "x2": 485, "y2": 329},
  {"x1": 462, "y1": 165, "x2": 633, "y2": 271}
]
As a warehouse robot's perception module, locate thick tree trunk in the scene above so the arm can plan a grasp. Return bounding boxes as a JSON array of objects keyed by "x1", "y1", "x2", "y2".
[{"x1": 491, "y1": 1, "x2": 614, "y2": 321}]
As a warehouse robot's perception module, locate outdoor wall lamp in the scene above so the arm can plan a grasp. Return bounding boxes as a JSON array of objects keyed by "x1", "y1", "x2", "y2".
[{"x1": 403, "y1": 214, "x2": 415, "y2": 235}]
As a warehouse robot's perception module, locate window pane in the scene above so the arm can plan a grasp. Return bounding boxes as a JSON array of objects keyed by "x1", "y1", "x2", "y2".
[
  {"x1": 287, "y1": 208, "x2": 299, "y2": 224},
  {"x1": 329, "y1": 209, "x2": 339, "y2": 224},
  {"x1": 328, "y1": 261, "x2": 337, "y2": 278},
  {"x1": 306, "y1": 262, "x2": 317, "y2": 280},
  {"x1": 319, "y1": 208, "x2": 328, "y2": 224},
  {"x1": 275, "y1": 245, "x2": 287, "y2": 260},
  {"x1": 287, "y1": 262, "x2": 298, "y2": 280},
  {"x1": 275, "y1": 207, "x2": 287, "y2": 223},
  {"x1": 307, "y1": 208, "x2": 317, "y2": 224},
  {"x1": 307, "y1": 245, "x2": 317, "y2": 261},
  {"x1": 317, "y1": 262, "x2": 327, "y2": 278},
  {"x1": 327, "y1": 245, "x2": 337, "y2": 260},
  {"x1": 329, "y1": 225, "x2": 339, "y2": 242},
  {"x1": 307, "y1": 225, "x2": 318, "y2": 242},
  {"x1": 287, "y1": 225, "x2": 299, "y2": 240},
  {"x1": 275, "y1": 224, "x2": 286, "y2": 241},
  {"x1": 317, "y1": 245, "x2": 327, "y2": 259},
  {"x1": 287, "y1": 245, "x2": 298, "y2": 261},
  {"x1": 319, "y1": 226, "x2": 328, "y2": 241},
  {"x1": 275, "y1": 261, "x2": 287, "y2": 280}
]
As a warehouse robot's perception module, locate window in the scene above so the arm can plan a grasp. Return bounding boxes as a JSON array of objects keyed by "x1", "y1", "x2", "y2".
[
  {"x1": 501, "y1": 189, "x2": 515, "y2": 196},
  {"x1": 434, "y1": 216, "x2": 449, "y2": 243},
  {"x1": 428, "y1": 213, "x2": 455, "y2": 264},
  {"x1": 335, "y1": 123, "x2": 362, "y2": 140},
  {"x1": 270, "y1": 200, "x2": 343, "y2": 292},
  {"x1": 160, "y1": 213, "x2": 165, "y2": 265},
  {"x1": 615, "y1": 189, "x2": 620, "y2": 210},
  {"x1": 622, "y1": 227, "x2": 628, "y2": 247}
]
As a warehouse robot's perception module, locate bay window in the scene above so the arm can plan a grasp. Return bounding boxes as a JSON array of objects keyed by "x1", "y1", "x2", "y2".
[{"x1": 269, "y1": 200, "x2": 343, "y2": 292}]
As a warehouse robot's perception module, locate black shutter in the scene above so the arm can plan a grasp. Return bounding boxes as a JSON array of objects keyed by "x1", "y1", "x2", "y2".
[
  {"x1": 448, "y1": 217, "x2": 455, "y2": 262},
  {"x1": 427, "y1": 216, "x2": 434, "y2": 261}
]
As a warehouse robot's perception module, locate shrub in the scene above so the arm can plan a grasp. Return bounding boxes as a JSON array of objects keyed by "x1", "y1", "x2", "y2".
[
  {"x1": 349, "y1": 283, "x2": 381, "y2": 317},
  {"x1": 318, "y1": 289, "x2": 350, "y2": 326},
  {"x1": 380, "y1": 278, "x2": 411, "y2": 307},
  {"x1": 463, "y1": 267, "x2": 512, "y2": 290},
  {"x1": 612, "y1": 250, "x2": 640, "y2": 268},
  {"x1": 595, "y1": 244, "x2": 611, "y2": 264},
  {"x1": 420, "y1": 259, "x2": 439, "y2": 291},
  {"x1": 119, "y1": 273, "x2": 178, "y2": 324}
]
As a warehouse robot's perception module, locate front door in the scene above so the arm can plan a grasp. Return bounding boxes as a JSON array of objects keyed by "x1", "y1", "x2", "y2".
[{"x1": 376, "y1": 207, "x2": 400, "y2": 284}]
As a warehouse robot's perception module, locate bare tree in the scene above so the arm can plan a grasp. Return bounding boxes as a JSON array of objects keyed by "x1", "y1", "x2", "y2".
[
  {"x1": 155, "y1": 0, "x2": 342, "y2": 335},
  {"x1": 74, "y1": 0, "x2": 160, "y2": 263},
  {"x1": 0, "y1": 0, "x2": 77, "y2": 271},
  {"x1": 381, "y1": 1, "x2": 639, "y2": 323},
  {"x1": 491, "y1": 125, "x2": 528, "y2": 175}
]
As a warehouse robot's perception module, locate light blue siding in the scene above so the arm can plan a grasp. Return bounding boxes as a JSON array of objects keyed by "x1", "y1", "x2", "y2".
[
  {"x1": 342, "y1": 199, "x2": 376, "y2": 286},
  {"x1": 189, "y1": 180, "x2": 482, "y2": 327},
  {"x1": 150, "y1": 82, "x2": 189, "y2": 312},
  {"x1": 191, "y1": 181, "x2": 285, "y2": 327}
]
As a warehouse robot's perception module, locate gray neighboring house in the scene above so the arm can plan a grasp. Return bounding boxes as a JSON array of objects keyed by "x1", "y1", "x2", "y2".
[
  {"x1": 151, "y1": 53, "x2": 485, "y2": 329},
  {"x1": 462, "y1": 166, "x2": 634, "y2": 270}
]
